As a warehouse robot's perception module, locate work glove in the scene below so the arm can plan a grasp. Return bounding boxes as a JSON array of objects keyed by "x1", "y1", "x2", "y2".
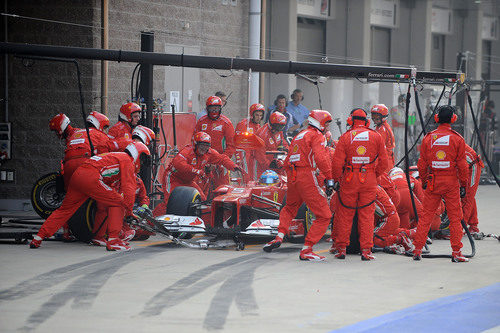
[
  {"x1": 136, "y1": 204, "x2": 151, "y2": 217},
  {"x1": 269, "y1": 159, "x2": 284, "y2": 169},
  {"x1": 460, "y1": 186, "x2": 466, "y2": 198},
  {"x1": 325, "y1": 179, "x2": 335, "y2": 196}
]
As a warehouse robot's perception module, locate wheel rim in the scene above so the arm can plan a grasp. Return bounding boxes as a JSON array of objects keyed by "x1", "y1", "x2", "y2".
[{"x1": 39, "y1": 181, "x2": 64, "y2": 210}]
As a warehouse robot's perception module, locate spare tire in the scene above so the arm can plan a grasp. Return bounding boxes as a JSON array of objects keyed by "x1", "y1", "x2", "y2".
[
  {"x1": 31, "y1": 172, "x2": 65, "y2": 219},
  {"x1": 67, "y1": 199, "x2": 97, "y2": 242}
]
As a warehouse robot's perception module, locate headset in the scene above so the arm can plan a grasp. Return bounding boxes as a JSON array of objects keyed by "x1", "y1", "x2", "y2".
[
  {"x1": 434, "y1": 105, "x2": 457, "y2": 124},
  {"x1": 347, "y1": 108, "x2": 370, "y2": 127},
  {"x1": 291, "y1": 89, "x2": 304, "y2": 101}
]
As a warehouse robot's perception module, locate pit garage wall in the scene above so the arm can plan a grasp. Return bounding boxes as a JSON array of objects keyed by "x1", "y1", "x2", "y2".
[
  {"x1": 0, "y1": 0, "x2": 250, "y2": 208},
  {"x1": 93, "y1": 1, "x2": 250, "y2": 126},
  {"x1": 0, "y1": 0, "x2": 96, "y2": 209}
]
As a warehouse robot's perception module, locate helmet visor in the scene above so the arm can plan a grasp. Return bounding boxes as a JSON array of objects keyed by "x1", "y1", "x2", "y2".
[{"x1": 271, "y1": 123, "x2": 286, "y2": 132}]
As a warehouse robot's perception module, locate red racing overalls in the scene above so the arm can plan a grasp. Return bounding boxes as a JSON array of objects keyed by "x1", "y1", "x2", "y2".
[
  {"x1": 194, "y1": 114, "x2": 236, "y2": 187},
  {"x1": 153, "y1": 145, "x2": 237, "y2": 216},
  {"x1": 37, "y1": 152, "x2": 137, "y2": 240},
  {"x1": 462, "y1": 144, "x2": 484, "y2": 231},
  {"x1": 413, "y1": 124, "x2": 469, "y2": 252},
  {"x1": 278, "y1": 126, "x2": 333, "y2": 248},
  {"x1": 331, "y1": 124, "x2": 388, "y2": 250},
  {"x1": 375, "y1": 120, "x2": 396, "y2": 167},
  {"x1": 235, "y1": 118, "x2": 261, "y2": 181}
]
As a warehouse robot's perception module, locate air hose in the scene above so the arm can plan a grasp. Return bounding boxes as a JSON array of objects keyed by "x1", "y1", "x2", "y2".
[
  {"x1": 396, "y1": 85, "x2": 446, "y2": 167},
  {"x1": 403, "y1": 83, "x2": 420, "y2": 224},
  {"x1": 422, "y1": 220, "x2": 476, "y2": 258},
  {"x1": 465, "y1": 88, "x2": 500, "y2": 188}
]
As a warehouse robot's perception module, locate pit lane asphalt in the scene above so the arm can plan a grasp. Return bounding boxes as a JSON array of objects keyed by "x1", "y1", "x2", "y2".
[{"x1": 1, "y1": 186, "x2": 499, "y2": 332}]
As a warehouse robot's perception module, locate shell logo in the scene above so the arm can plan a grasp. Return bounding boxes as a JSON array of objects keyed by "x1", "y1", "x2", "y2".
[
  {"x1": 74, "y1": 132, "x2": 84, "y2": 138},
  {"x1": 292, "y1": 145, "x2": 299, "y2": 153},
  {"x1": 436, "y1": 150, "x2": 446, "y2": 160},
  {"x1": 356, "y1": 145, "x2": 366, "y2": 155},
  {"x1": 163, "y1": 217, "x2": 170, "y2": 221}
]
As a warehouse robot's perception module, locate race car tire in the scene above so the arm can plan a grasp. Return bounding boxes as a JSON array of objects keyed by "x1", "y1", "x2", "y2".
[
  {"x1": 31, "y1": 172, "x2": 65, "y2": 219},
  {"x1": 166, "y1": 186, "x2": 201, "y2": 239},
  {"x1": 67, "y1": 198, "x2": 96, "y2": 243}
]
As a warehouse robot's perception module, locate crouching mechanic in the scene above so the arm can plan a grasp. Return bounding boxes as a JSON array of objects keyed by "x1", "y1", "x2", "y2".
[
  {"x1": 263, "y1": 110, "x2": 334, "y2": 262},
  {"x1": 153, "y1": 132, "x2": 241, "y2": 216},
  {"x1": 91, "y1": 125, "x2": 156, "y2": 244},
  {"x1": 49, "y1": 113, "x2": 77, "y2": 144},
  {"x1": 30, "y1": 142, "x2": 150, "y2": 251},
  {"x1": 412, "y1": 105, "x2": 469, "y2": 262},
  {"x1": 331, "y1": 109, "x2": 388, "y2": 260},
  {"x1": 373, "y1": 185, "x2": 415, "y2": 253}
]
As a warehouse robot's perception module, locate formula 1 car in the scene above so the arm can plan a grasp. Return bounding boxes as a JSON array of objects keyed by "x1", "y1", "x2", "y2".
[
  {"x1": 131, "y1": 132, "x2": 310, "y2": 250},
  {"x1": 131, "y1": 173, "x2": 310, "y2": 250}
]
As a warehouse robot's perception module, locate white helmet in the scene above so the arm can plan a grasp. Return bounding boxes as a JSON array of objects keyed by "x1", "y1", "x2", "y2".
[{"x1": 389, "y1": 167, "x2": 404, "y2": 178}]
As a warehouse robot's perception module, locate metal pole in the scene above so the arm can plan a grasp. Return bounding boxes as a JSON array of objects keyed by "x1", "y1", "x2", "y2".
[
  {"x1": 139, "y1": 31, "x2": 154, "y2": 193},
  {"x1": 100, "y1": 0, "x2": 108, "y2": 115},
  {"x1": 0, "y1": 42, "x2": 462, "y2": 83},
  {"x1": 259, "y1": 0, "x2": 266, "y2": 102},
  {"x1": 3, "y1": 0, "x2": 8, "y2": 122},
  {"x1": 171, "y1": 104, "x2": 177, "y2": 148}
]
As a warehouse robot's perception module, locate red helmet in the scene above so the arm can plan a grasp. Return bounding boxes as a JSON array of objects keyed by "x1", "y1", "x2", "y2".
[
  {"x1": 249, "y1": 103, "x2": 265, "y2": 117},
  {"x1": 206, "y1": 96, "x2": 223, "y2": 107},
  {"x1": 119, "y1": 102, "x2": 142, "y2": 123},
  {"x1": 269, "y1": 112, "x2": 287, "y2": 132},
  {"x1": 86, "y1": 111, "x2": 110, "y2": 132},
  {"x1": 125, "y1": 142, "x2": 151, "y2": 172},
  {"x1": 206, "y1": 96, "x2": 223, "y2": 120},
  {"x1": 49, "y1": 113, "x2": 70, "y2": 136},
  {"x1": 308, "y1": 110, "x2": 332, "y2": 132},
  {"x1": 132, "y1": 125, "x2": 155, "y2": 145},
  {"x1": 192, "y1": 131, "x2": 211, "y2": 146},
  {"x1": 370, "y1": 104, "x2": 389, "y2": 118},
  {"x1": 347, "y1": 108, "x2": 370, "y2": 127}
]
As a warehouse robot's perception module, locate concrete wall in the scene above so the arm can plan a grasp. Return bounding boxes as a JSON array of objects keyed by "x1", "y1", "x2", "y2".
[
  {"x1": 1, "y1": 0, "x2": 498, "y2": 206},
  {"x1": 1, "y1": 0, "x2": 96, "y2": 207},
  {"x1": 93, "y1": 0, "x2": 250, "y2": 126},
  {"x1": 0, "y1": 0, "x2": 249, "y2": 203}
]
